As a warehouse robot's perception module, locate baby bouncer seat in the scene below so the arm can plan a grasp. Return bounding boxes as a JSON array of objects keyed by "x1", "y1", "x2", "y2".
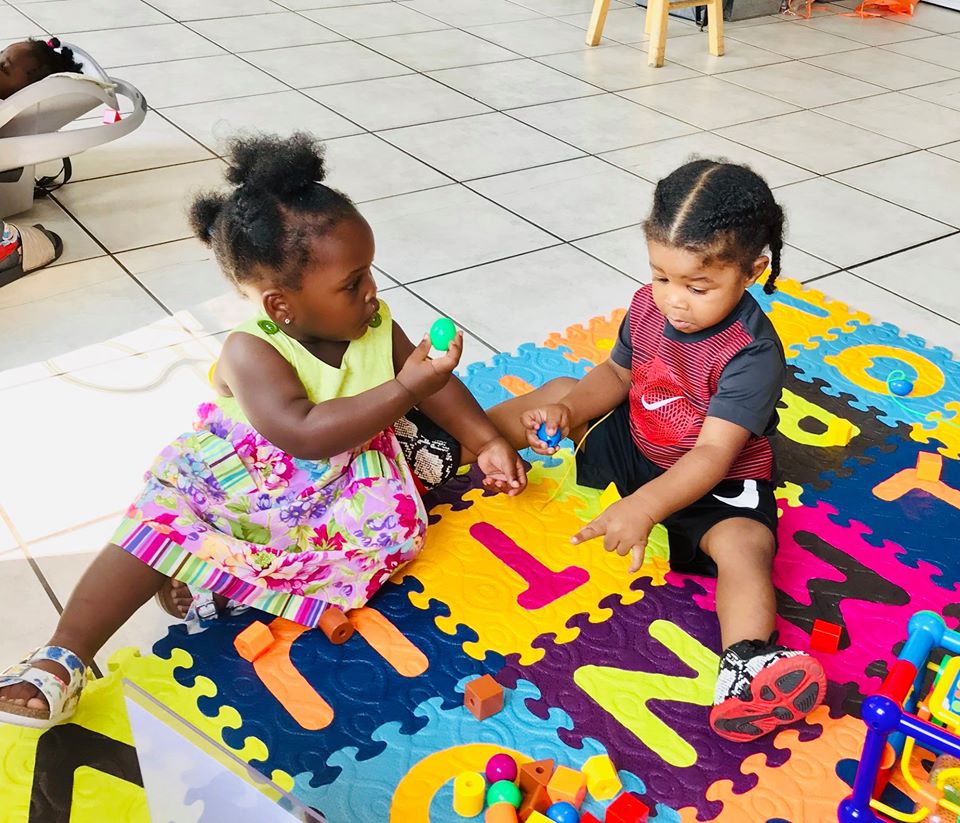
[{"x1": 0, "y1": 43, "x2": 146, "y2": 218}]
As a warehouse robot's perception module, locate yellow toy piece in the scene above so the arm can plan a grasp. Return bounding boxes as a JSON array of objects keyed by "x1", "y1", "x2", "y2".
[
  {"x1": 453, "y1": 770, "x2": 485, "y2": 817},
  {"x1": 582, "y1": 753, "x2": 622, "y2": 800}
]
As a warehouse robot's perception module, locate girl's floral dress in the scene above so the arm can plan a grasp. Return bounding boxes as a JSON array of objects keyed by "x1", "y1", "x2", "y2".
[{"x1": 111, "y1": 302, "x2": 428, "y2": 627}]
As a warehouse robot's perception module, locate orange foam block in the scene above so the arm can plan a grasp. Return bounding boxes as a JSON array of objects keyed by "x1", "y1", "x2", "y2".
[
  {"x1": 547, "y1": 765, "x2": 587, "y2": 808},
  {"x1": 233, "y1": 620, "x2": 274, "y2": 661}
]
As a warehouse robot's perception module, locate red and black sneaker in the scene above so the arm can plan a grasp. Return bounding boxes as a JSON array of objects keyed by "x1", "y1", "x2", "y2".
[{"x1": 709, "y1": 638, "x2": 826, "y2": 742}]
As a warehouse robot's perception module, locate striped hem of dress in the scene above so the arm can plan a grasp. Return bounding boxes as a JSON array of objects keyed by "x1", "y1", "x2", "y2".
[{"x1": 111, "y1": 518, "x2": 394, "y2": 628}]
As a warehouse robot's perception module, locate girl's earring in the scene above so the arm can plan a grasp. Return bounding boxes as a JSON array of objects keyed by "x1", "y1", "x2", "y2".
[{"x1": 284, "y1": 318, "x2": 291, "y2": 325}]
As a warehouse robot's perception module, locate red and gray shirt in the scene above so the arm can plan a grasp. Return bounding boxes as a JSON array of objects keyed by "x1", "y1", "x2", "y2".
[{"x1": 610, "y1": 285, "x2": 785, "y2": 481}]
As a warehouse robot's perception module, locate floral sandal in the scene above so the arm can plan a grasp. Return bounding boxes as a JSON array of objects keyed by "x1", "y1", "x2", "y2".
[{"x1": 0, "y1": 646, "x2": 87, "y2": 729}]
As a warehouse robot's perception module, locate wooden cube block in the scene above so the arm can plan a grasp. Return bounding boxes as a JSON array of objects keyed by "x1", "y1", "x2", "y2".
[
  {"x1": 605, "y1": 792, "x2": 649, "y2": 823},
  {"x1": 518, "y1": 784, "x2": 551, "y2": 821},
  {"x1": 546, "y1": 765, "x2": 587, "y2": 808},
  {"x1": 582, "y1": 754, "x2": 621, "y2": 801},
  {"x1": 464, "y1": 674, "x2": 503, "y2": 720},
  {"x1": 580, "y1": 814, "x2": 601, "y2": 823},
  {"x1": 810, "y1": 619, "x2": 842, "y2": 654},
  {"x1": 524, "y1": 813, "x2": 551, "y2": 823},
  {"x1": 519, "y1": 758, "x2": 554, "y2": 793}
]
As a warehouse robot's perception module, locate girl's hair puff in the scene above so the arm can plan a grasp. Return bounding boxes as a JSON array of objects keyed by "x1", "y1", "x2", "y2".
[
  {"x1": 190, "y1": 132, "x2": 360, "y2": 290},
  {"x1": 644, "y1": 159, "x2": 785, "y2": 294}
]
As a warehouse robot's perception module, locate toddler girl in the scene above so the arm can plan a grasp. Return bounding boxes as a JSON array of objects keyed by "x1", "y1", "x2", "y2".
[{"x1": 0, "y1": 132, "x2": 525, "y2": 728}]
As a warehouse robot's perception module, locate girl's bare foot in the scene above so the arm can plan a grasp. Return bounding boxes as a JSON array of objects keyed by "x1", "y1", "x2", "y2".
[
  {"x1": 156, "y1": 578, "x2": 195, "y2": 618},
  {"x1": 155, "y1": 579, "x2": 229, "y2": 619}
]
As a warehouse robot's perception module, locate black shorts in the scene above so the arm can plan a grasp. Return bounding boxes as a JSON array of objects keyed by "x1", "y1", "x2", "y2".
[
  {"x1": 394, "y1": 408, "x2": 461, "y2": 491},
  {"x1": 575, "y1": 402, "x2": 778, "y2": 577}
]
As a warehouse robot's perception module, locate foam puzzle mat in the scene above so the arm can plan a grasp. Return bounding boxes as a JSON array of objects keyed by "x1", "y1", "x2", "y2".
[{"x1": 3, "y1": 278, "x2": 960, "y2": 823}]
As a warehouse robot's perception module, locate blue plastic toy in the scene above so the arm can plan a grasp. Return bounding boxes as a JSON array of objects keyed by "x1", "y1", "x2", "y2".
[
  {"x1": 537, "y1": 422, "x2": 562, "y2": 449},
  {"x1": 546, "y1": 800, "x2": 580, "y2": 823},
  {"x1": 889, "y1": 378, "x2": 914, "y2": 397}
]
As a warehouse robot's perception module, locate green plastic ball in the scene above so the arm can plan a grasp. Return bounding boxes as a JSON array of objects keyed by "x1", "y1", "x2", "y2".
[
  {"x1": 429, "y1": 317, "x2": 457, "y2": 351},
  {"x1": 486, "y1": 780, "x2": 522, "y2": 808}
]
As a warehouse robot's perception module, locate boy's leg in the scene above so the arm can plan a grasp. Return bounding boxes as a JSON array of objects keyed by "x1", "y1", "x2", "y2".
[
  {"x1": 701, "y1": 518, "x2": 825, "y2": 742},
  {"x1": 700, "y1": 518, "x2": 776, "y2": 650},
  {"x1": 0, "y1": 544, "x2": 170, "y2": 713}
]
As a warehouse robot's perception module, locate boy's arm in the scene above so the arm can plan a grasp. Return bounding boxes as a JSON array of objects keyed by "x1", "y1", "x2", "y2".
[
  {"x1": 628, "y1": 417, "x2": 752, "y2": 522},
  {"x1": 572, "y1": 417, "x2": 752, "y2": 568},
  {"x1": 556, "y1": 359, "x2": 633, "y2": 429}
]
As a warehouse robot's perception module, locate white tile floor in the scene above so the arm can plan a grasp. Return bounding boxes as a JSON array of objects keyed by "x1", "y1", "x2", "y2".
[{"x1": 2, "y1": 0, "x2": 959, "y2": 671}]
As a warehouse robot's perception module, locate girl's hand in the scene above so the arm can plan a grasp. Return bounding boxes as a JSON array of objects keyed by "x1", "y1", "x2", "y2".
[
  {"x1": 477, "y1": 437, "x2": 527, "y2": 496},
  {"x1": 571, "y1": 498, "x2": 655, "y2": 573},
  {"x1": 521, "y1": 403, "x2": 572, "y2": 454},
  {"x1": 396, "y1": 332, "x2": 463, "y2": 403}
]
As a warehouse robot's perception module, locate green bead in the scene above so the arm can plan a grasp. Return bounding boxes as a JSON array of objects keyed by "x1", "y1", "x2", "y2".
[
  {"x1": 257, "y1": 319, "x2": 279, "y2": 335},
  {"x1": 429, "y1": 317, "x2": 456, "y2": 351},
  {"x1": 486, "y1": 780, "x2": 521, "y2": 808},
  {"x1": 369, "y1": 311, "x2": 382, "y2": 328}
]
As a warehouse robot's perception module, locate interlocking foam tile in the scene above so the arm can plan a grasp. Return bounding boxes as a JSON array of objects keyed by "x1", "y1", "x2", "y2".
[
  {"x1": 777, "y1": 365, "x2": 914, "y2": 489},
  {"x1": 672, "y1": 500, "x2": 960, "y2": 716},
  {"x1": 676, "y1": 707, "x2": 864, "y2": 822},
  {"x1": 544, "y1": 310, "x2": 627, "y2": 366},
  {"x1": 153, "y1": 577, "x2": 503, "y2": 785},
  {"x1": 459, "y1": 344, "x2": 592, "y2": 412},
  {"x1": 395, "y1": 475, "x2": 672, "y2": 665},
  {"x1": 6, "y1": 277, "x2": 958, "y2": 823},
  {"x1": 293, "y1": 678, "x2": 661, "y2": 823},
  {"x1": 0, "y1": 646, "x2": 271, "y2": 823},
  {"x1": 749, "y1": 278, "x2": 869, "y2": 359},
  {"x1": 499, "y1": 577, "x2": 820, "y2": 819},
  {"x1": 789, "y1": 319, "x2": 960, "y2": 437},
  {"x1": 800, "y1": 437, "x2": 960, "y2": 584}
]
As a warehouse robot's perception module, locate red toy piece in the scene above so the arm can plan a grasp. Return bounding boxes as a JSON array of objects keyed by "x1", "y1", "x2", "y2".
[
  {"x1": 605, "y1": 793, "x2": 649, "y2": 823},
  {"x1": 580, "y1": 814, "x2": 601, "y2": 823},
  {"x1": 811, "y1": 618, "x2": 843, "y2": 654},
  {"x1": 464, "y1": 674, "x2": 504, "y2": 720}
]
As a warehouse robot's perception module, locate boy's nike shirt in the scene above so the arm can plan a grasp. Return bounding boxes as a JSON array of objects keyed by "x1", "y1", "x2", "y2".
[{"x1": 610, "y1": 284, "x2": 785, "y2": 480}]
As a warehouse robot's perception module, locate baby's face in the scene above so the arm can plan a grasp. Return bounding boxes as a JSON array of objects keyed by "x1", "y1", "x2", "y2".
[
  {"x1": 0, "y1": 42, "x2": 42, "y2": 99},
  {"x1": 646, "y1": 240, "x2": 766, "y2": 334}
]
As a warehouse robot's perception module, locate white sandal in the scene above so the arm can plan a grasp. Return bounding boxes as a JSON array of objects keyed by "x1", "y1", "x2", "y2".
[{"x1": 0, "y1": 646, "x2": 87, "y2": 729}]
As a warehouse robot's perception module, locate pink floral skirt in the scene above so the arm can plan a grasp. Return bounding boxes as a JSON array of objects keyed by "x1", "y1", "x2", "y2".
[{"x1": 111, "y1": 403, "x2": 428, "y2": 627}]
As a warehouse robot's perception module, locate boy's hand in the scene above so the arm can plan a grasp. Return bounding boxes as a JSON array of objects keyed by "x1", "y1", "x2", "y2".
[
  {"x1": 396, "y1": 332, "x2": 463, "y2": 402},
  {"x1": 477, "y1": 437, "x2": 527, "y2": 496},
  {"x1": 521, "y1": 403, "x2": 573, "y2": 454},
  {"x1": 571, "y1": 498, "x2": 656, "y2": 573}
]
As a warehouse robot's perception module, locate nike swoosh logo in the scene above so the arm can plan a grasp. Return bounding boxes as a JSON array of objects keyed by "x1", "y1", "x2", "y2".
[
  {"x1": 713, "y1": 480, "x2": 759, "y2": 509},
  {"x1": 641, "y1": 395, "x2": 683, "y2": 411}
]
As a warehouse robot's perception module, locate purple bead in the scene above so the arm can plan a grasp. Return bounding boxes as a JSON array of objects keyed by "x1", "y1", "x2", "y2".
[{"x1": 485, "y1": 753, "x2": 518, "y2": 784}]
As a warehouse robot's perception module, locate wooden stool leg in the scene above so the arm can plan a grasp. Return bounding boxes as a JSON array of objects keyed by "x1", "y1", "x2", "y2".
[
  {"x1": 586, "y1": 0, "x2": 612, "y2": 45},
  {"x1": 707, "y1": 0, "x2": 725, "y2": 56},
  {"x1": 645, "y1": 2, "x2": 652, "y2": 34},
  {"x1": 647, "y1": 0, "x2": 670, "y2": 67}
]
